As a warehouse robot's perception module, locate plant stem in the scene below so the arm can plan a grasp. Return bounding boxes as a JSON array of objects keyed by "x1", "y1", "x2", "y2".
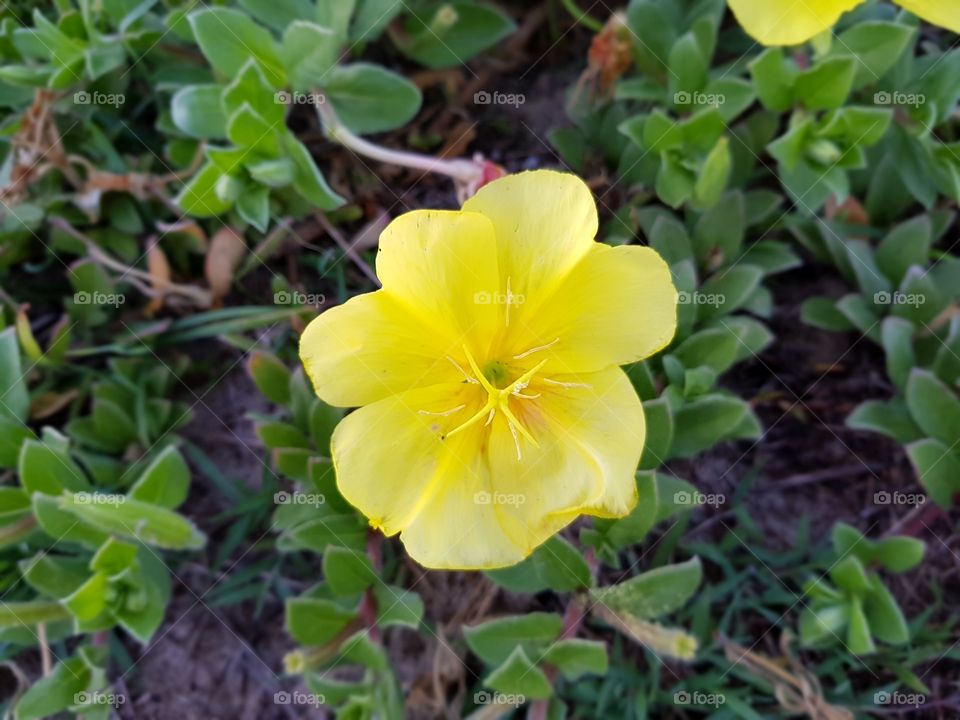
[
  {"x1": 559, "y1": 0, "x2": 604, "y2": 32},
  {"x1": 314, "y1": 100, "x2": 483, "y2": 186}
]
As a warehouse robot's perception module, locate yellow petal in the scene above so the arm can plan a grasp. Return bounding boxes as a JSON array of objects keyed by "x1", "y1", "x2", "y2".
[
  {"x1": 376, "y1": 210, "x2": 501, "y2": 355},
  {"x1": 507, "y1": 244, "x2": 677, "y2": 374},
  {"x1": 462, "y1": 170, "x2": 598, "y2": 335},
  {"x1": 728, "y1": 0, "x2": 863, "y2": 45},
  {"x1": 895, "y1": 0, "x2": 960, "y2": 33},
  {"x1": 336, "y1": 366, "x2": 645, "y2": 570},
  {"x1": 300, "y1": 291, "x2": 463, "y2": 407},
  {"x1": 330, "y1": 382, "x2": 483, "y2": 536}
]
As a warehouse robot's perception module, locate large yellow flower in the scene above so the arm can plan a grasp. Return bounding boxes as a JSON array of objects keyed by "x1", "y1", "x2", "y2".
[
  {"x1": 729, "y1": 0, "x2": 959, "y2": 46},
  {"x1": 299, "y1": 170, "x2": 677, "y2": 569}
]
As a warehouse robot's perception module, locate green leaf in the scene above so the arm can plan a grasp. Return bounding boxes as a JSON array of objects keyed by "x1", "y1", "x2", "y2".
[
  {"x1": 393, "y1": 1, "x2": 515, "y2": 69},
  {"x1": 285, "y1": 596, "x2": 356, "y2": 645},
  {"x1": 864, "y1": 579, "x2": 909, "y2": 645},
  {"x1": 373, "y1": 584, "x2": 423, "y2": 628},
  {"x1": 880, "y1": 317, "x2": 915, "y2": 391},
  {"x1": 800, "y1": 297, "x2": 855, "y2": 332},
  {"x1": 323, "y1": 546, "x2": 376, "y2": 595},
  {"x1": 221, "y1": 59, "x2": 285, "y2": 125},
  {"x1": 543, "y1": 639, "x2": 608, "y2": 680},
  {"x1": 486, "y1": 535, "x2": 591, "y2": 593},
  {"x1": 0, "y1": 416, "x2": 35, "y2": 468},
  {"x1": 227, "y1": 104, "x2": 281, "y2": 154},
  {"x1": 833, "y1": 21, "x2": 915, "y2": 90},
  {"x1": 236, "y1": 185, "x2": 271, "y2": 232},
  {"x1": 463, "y1": 612, "x2": 563, "y2": 666},
  {"x1": 696, "y1": 265, "x2": 764, "y2": 321},
  {"x1": 323, "y1": 63, "x2": 421, "y2": 134},
  {"x1": 284, "y1": 135, "x2": 345, "y2": 210},
  {"x1": 673, "y1": 328, "x2": 738, "y2": 375},
  {"x1": 63, "y1": 571, "x2": 108, "y2": 621},
  {"x1": 281, "y1": 20, "x2": 338, "y2": 91},
  {"x1": 875, "y1": 215, "x2": 932, "y2": 287},
  {"x1": 33, "y1": 495, "x2": 108, "y2": 549},
  {"x1": 90, "y1": 537, "x2": 140, "y2": 576},
  {"x1": 905, "y1": 369, "x2": 960, "y2": 446},
  {"x1": 749, "y1": 48, "x2": 794, "y2": 112},
  {"x1": 18, "y1": 438, "x2": 90, "y2": 495},
  {"x1": 829, "y1": 556, "x2": 870, "y2": 593},
  {"x1": 20, "y1": 554, "x2": 88, "y2": 598},
  {"x1": 247, "y1": 351, "x2": 292, "y2": 404},
  {"x1": 590, "y1": 557, "x2": 701, "y2": 620},
  {"x1": 668, "y1": 32, "x2": 708, "y2": 100},
  {"x1": 671, "y1": 395, "x2": 759, "y2": 458},
  {"x1": 693, "y1": 136, "x2": 731, "y2": 209},
  {"x1": 846, "y1": 398, "x2": 923, "y2": 443},
  {"x1": 238, "y1": 0, "x2": 314, "y2": 32},
  {"x1": 0, "y1": 327, "x2": 29, "y2": 422},
  {"x1": 175, "y1": 162, "x2": 232, "y2": 217},
  {"x1": 188, "y1": 8, "x2": 285, "y2": 87},
  {"x1": 794, "y1": 56, "x2": 856, "y2": 111},
  {"x1": 171, "y1": 84, "x2": 227, "y2": 139},
  {"x1": 655, "y1": 151, "x2": 695, "y2": 208},
  {"x1": 485, "y1": 646, "x2": 552, "y2": 700},
  {"x1": 905, "y1": 438, "x2": 960, "y2": 507},
  {"x1": 640, "y1": 399, "x2": 673, "y2": 470},
  {"x1": 59, "y1": 492, "x2": 205, "y2": 550},
  {"x1": 872, "y1": 536, "x2": 925, "y2": 573},
  {"x1": 847, "y1": 596, "x2": 876, "y2": 655},
  {"x1": 14, "y1": 655, "x2": 90, "y2": 720},
  {"x1": 129, "y1": 446, "x2": 190, "y2": 509}
]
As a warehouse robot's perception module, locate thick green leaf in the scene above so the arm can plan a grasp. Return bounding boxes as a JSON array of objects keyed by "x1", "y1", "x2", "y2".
[
  {"x1": 286, "y1": 596, "x2": 357, "y2": 645},
  {"x1": 129, "y1": 446, "x2": 190, "y2": 509},
  {"x1": 188, "y1": 8, "x2": 285, "y2": 87},
  {"x1": 543, "y1": 639, "x2": 608, "y2": 680},
  {"x1": 171, "y1": 84, "x2": 227, "y2": 139},
  {"x1": 905, "y1": 438, "x2": 960, "y2": 507},
  {"x1": 323, "y1": 546, "x2": 376, "y2": 595},
  {"x1": 394, "y1": 1, "x2": 515, "y2": 69},
  {"x1": 463, "y1": 612, "x2": 563, "y2": 666},
  {"x1": 486, "y1": 535, "x2": 591, "y2": 593},
  {"x1": 590, "y1": 557, "x2": 701, "y2": 620},
  {"x1": 485, "y1": 645, "x2": 552, "y2": 700},
  {"x1": 905, "y1": 369, "x2": 960, "y2": 446},
  {"x1": 322, "y1": 63, "x2": 421, "y2": 134}
]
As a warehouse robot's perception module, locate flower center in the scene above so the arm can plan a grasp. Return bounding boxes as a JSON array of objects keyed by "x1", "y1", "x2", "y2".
[{"x1": 434, "y1": 345, "x2": 548, "y2": 460}]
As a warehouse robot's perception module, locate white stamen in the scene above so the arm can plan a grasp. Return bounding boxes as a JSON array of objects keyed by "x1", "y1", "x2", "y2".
[
  {"x1": 419, "y1": 404, "x2": 466, "y2": 417},
  {"x1": 507, "y1": 418, "x2": 522, "y2": 461},
  {"x1": 446, "y1": 355, "x2": 478, "y2": 383},
  {"x1": 513, "y1": 391, "x2": 541, "y2": 400},
  {"x1": 543, "y1": 378, "x2": 592, "y2": 389},
  {"x1": 513, "y1": 338, "x2": 560, "y2": 360},
  {"x1": 484, "y1": 408, "x2": 496, "y2": 426}
]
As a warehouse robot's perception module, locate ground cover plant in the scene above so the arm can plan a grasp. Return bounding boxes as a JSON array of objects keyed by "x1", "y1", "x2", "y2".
[{"x1": 0, "y1": 0, "x2": 957, "y2": 718}]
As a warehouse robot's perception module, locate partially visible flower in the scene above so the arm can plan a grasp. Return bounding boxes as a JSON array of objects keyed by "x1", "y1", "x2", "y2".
[
  {"x1": 300, "y1": 170, "x2": 677, "y2": 569},
  {"x1": 728, "y1": 0, "x2": 959, "y2": 46}
]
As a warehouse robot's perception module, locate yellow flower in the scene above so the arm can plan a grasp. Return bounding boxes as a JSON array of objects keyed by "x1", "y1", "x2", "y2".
[
  {"x1": 728, "y1": 0, "x2": 959, "y2": 46},
  {"x1": 299, "y1": 170, "x2": 677, "y2": 569}
]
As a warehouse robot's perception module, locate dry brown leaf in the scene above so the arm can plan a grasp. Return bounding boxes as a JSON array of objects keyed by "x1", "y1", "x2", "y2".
[
  {"x1": 205, "y1": 227, "x2": 248, "y2": 305},
  {"x1": 30, "y1": 390, "x2": 80, "y2": 420},
  {"x1": 145, "y1": 242, "x2": 171, "y2": 315}
]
